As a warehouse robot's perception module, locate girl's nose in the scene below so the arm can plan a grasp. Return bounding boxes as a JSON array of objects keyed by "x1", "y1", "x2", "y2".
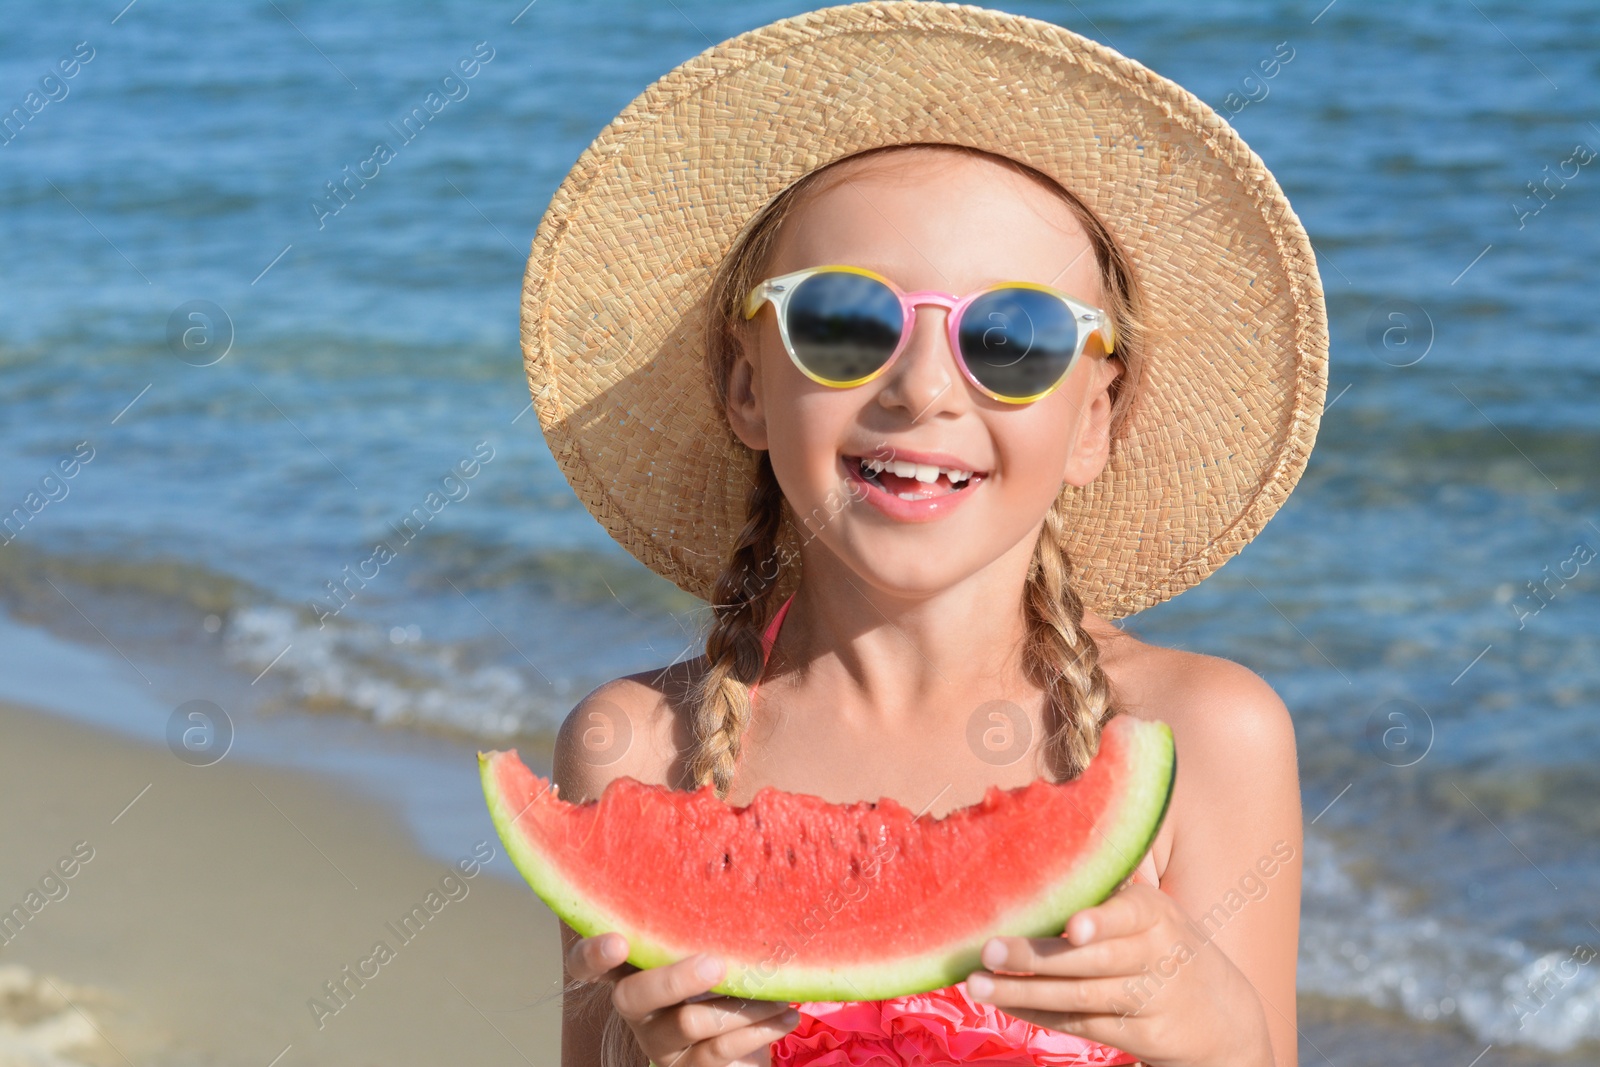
[{"x1": 875, "y1": 307, "x2": 964, "y2": 422}]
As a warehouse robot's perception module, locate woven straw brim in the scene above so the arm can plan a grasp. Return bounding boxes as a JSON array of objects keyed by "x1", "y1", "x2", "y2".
[{"x1": 521, "y1": 0, "x2": 1328, "y2": 620}]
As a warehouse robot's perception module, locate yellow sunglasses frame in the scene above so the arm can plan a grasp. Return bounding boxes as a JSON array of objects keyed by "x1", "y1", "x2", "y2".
[{"x1": 743, "y1": 264, "x2": 1115, "y2": 405}]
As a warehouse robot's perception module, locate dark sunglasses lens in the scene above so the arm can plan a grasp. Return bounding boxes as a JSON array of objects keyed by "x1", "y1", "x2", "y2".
[
  {"x1": 786, "y1": 271, "x2": 903, "y2": 383},
  {"x1": 957, "y1": 288, "x2": 1081, "y2": 399}
]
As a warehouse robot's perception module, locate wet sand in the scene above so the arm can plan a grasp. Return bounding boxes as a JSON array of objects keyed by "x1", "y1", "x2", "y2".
[{"x1": 0, "y1": 699, "x2": 565, "y2": 1067}]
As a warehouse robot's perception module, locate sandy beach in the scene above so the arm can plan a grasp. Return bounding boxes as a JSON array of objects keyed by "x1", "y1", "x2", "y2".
[{"x1": 0, "y1": 699, "x2": 565, "y2": 1067}]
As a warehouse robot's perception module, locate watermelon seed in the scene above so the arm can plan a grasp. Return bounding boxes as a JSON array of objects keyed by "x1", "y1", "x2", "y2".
[
  {"x1": 722, "y1": 852, "x2": 732, "y2": 869},
  {"x1": 786, "y1": 846, "x2": 797, "y2": 866}
]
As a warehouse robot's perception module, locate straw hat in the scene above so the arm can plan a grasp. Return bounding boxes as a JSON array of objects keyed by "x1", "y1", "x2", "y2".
[{"x1": 520, "y1": 0, "x2": 1327, "y2": 620}]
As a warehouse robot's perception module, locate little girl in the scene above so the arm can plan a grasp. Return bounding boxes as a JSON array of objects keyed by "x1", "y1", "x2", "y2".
[{"x1": 522, "y1": 6, "x2": 1325, "y2": 1066}]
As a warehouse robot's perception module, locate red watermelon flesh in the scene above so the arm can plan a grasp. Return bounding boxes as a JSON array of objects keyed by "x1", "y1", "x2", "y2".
[{"x1": 479, "y1": 712, "x2": 1174, "y2": 1002}]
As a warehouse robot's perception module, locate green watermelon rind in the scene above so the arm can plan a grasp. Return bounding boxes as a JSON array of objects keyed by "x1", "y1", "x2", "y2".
[{"x1": 480, "y1": 716, "x2": 1176, "y2": 1002}]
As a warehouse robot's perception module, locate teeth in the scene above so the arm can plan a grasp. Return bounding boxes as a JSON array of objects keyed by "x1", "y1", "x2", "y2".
[{"x1": 858, "y1": 456, "x2": 977, "y2": 486}]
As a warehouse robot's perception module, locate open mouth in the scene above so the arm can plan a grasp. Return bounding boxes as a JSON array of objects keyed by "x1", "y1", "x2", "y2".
[{"x1": 846, "y1": 455, "x2": 988, "y2": 501}]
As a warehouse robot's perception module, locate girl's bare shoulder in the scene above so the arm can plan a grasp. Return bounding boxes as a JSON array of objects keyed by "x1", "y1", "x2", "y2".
[
  {"x1": 1096, "y1": 623, "x2": 1297, "y2": 759},
  {"x1": 1094, "y1": 624, "x2": 1300, "y2": 821},
  {"x1": 1092, "y1": 624, "x2": 1302, "y2": 889},
  {"x1": 550, "y1": 656, "x2": 713, "y2": 803}
]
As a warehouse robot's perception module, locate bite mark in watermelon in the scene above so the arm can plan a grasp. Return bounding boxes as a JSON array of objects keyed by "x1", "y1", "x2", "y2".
[{"x1": 479, "y1": 712, "x2": 1175, "y2": 1002}]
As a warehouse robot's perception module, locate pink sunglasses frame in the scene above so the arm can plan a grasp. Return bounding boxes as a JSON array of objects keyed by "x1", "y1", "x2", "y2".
[{"x1": 742, "y1": 264, "x2": 1115, "y2": 405}]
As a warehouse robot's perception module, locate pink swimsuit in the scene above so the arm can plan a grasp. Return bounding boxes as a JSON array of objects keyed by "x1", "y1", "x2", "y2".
[{"x1": 751, "y1": 594, "x2": 1145, "y2": 1067}]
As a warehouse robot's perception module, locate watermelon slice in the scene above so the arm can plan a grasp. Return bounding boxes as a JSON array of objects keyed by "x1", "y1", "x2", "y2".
[{"x1": 479, "y1": 713, "x2": 1175, "y2": 1002}]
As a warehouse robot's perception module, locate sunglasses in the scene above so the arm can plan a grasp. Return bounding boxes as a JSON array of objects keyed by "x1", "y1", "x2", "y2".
[{"x1": 743, "y1": 264, "x2": 1115, "y2": 405}]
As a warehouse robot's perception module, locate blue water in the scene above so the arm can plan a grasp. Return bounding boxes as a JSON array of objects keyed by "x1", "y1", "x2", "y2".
[{"x1": 2, "y1": 0, "x2": 1598, "y2": 1054}]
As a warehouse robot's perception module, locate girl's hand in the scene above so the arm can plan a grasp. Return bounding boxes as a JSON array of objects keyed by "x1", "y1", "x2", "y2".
[
  {"x1": 963, "y1": 883, "x2": 1274, "y2": 1067},
  {"x1": 567, "y1": 931, "x2": 802, "y2": 1066}
]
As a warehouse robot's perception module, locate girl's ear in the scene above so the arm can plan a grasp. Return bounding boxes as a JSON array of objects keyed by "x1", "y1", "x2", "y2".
[
  {"x1": 1062, "y1": 354, "x2": 1124, "y2": 488},
  {"x1": 724, "y1": 331, "x2": 770, "y2": 451}
]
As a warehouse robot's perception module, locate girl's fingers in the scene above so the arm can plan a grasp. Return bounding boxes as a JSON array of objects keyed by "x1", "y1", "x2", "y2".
[
  {"x1": 648, "y1": 997, "x2": 796, "y2": 1048},
  {"x1": 567, "y1": 932, "x2": 636, "y2": 983},
  {"x1": 978, "y1": 884, "x2": 1169, "y2": 974},
  {"x1": 993, "y1": 1007, "x2": 1143, "y2": 1050},
  {"x1": 979, "y1": 929, "x2": 1155, "y2": 978},
  {"x1": 968, "y1": 971, "x2": 1155, "y2": 1019},
  {"x1": 687, "y1": 1006, "x2": 803, "y2": 1065},
  {"x1": 611, "y1": 952, "x2": 728, "y2": 1023},
  {"x1": 1063, "y1": 883, "x2": 1164, "y2": 946}
]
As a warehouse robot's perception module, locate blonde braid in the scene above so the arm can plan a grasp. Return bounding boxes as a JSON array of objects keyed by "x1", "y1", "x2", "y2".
[
  {"x1": 1025, "y1": 499, "x2": 1120, "y2": 781},
  {"x1": 686, "y1": 451, "x2": 787, "y2": 799}
]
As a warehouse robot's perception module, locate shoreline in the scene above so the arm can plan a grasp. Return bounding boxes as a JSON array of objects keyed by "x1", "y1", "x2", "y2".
[{"x1": 0, "y1": 698, "x2": 565, "y2": 1066}]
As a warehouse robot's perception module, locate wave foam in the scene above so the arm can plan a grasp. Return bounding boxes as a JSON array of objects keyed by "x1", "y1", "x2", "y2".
[
  {"x1": 1300, "y1": 832, "x2": 1599, "y2": 1051},
  {"x1": 223, "y1": 604, "x2": 566, "y2": 740}
]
